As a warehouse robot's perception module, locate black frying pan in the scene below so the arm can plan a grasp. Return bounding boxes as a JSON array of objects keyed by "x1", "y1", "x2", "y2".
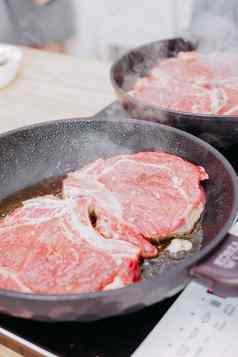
[
  {"x1": 110, "y1": 37, "x2": 238, "y2": 150},
  {"x1": 0, "y1": 117, "x2": 237, "y2": 321}
]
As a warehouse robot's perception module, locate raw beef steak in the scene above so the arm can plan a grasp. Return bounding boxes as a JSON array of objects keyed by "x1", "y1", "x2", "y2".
[
  {"x1": 63, "y1": 152, "x2": 208, "y2": 253},
  {"x1": 0, "y1": 196, "x2": 140, "y2": 294},
  {"x1": 131, "y1": 51, "x2": 238, "y2": 115}
]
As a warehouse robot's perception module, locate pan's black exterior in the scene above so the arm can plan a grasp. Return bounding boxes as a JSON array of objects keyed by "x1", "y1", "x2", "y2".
[
  {"x1": 110, "y1": 38, "x2": 238, "y2": 149},
  {"x1": 0, "y1": 118, "x2": 237, "y2": 321}
]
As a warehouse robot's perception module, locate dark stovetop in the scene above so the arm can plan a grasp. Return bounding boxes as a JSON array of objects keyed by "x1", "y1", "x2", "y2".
[
  {"x1": 0, "y1": 294, "x2": 179, "y2": 357},
  {"x1": 1, "y1": 103, "x2": 237, "y2": 357}
]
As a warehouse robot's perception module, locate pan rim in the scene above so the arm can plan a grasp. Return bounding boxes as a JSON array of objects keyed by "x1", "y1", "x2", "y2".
[
  {"x1": 0, "y1": 117, "x2": 237, "y2": 302},
  {"x1": 110, "y1": 36, "x2": 238, "y2": 120}
]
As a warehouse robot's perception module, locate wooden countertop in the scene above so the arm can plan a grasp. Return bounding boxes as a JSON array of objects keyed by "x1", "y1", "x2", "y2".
[{"x1": 0, "y1": 47, "x2": 115, "y2": 133}]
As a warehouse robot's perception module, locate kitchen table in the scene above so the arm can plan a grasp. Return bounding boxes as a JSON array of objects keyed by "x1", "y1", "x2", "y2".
[{"x1": 0, "y1": 47, "x2": 115, "y2": 133}]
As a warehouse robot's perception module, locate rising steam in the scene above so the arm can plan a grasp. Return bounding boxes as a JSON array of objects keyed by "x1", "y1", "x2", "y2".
[{"x1": 184, "y1": 5, "x2": 238, "y2": 53}]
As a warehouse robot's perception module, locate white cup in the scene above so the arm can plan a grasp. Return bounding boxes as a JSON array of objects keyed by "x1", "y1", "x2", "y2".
[{"x1": 0, "y1": 44, "x2": 23, "y2": 89}]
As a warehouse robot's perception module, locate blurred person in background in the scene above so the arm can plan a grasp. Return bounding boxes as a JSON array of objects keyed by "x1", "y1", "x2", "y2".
[{"x1": 0, "y1": 0, "x2": 76, "y2": 53}]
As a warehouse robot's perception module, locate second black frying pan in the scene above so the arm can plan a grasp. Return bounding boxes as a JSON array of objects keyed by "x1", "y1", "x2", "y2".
[
  {"x1": 110, "y1": 37, "x2": 238, "y2": 150},
  {"x1": 0, "y1": 117, "x2": 237, "y2": 321}
]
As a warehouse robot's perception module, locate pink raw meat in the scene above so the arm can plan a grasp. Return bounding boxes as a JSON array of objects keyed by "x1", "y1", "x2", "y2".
[
  {"x1": 0, "y1": 196, "x2": 140, "y2": 294},
  {"x1": 132, "y1": 53, "x2": 222, "y2": 114},
  {"x1": 158, "y1": 51, "x2": 215, "y2": 83},
  {"x1": 131, "y1": 51, "x2": 238, "y2": 115},
  {"x1": 218, "y1": 79, "x2": 238, "y2": 115},
  {"x1": 63, "y1": 152, "x2": 208, "y2": 252},
  {"x1": 224, "y1": 105, "x2": 238, "y2": 115},
  {"x1": 133, "y1": 78, "x2": 216, "y2": 114},
  {"x1": 63, "y1": 174, "x2": 157, "y2": 258}
]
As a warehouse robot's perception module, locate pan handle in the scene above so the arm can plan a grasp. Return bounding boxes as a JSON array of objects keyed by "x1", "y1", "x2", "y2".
[{"x1": 190, "y1": 232, "x2": 238, "y2": 297}]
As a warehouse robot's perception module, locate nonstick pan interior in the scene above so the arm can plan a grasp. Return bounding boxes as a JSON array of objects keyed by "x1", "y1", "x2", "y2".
[{"x1": 0, "y1": 118, "x2": 236, "y2": 321}]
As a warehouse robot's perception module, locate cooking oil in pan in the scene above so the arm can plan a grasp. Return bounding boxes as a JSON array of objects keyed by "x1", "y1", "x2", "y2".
[
  {"x1": 0, "y1": 176, "x2": 65, "y2": 218},
  {"x1": 142, "y1": 222, "x2": 203, "y2": 279}
]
